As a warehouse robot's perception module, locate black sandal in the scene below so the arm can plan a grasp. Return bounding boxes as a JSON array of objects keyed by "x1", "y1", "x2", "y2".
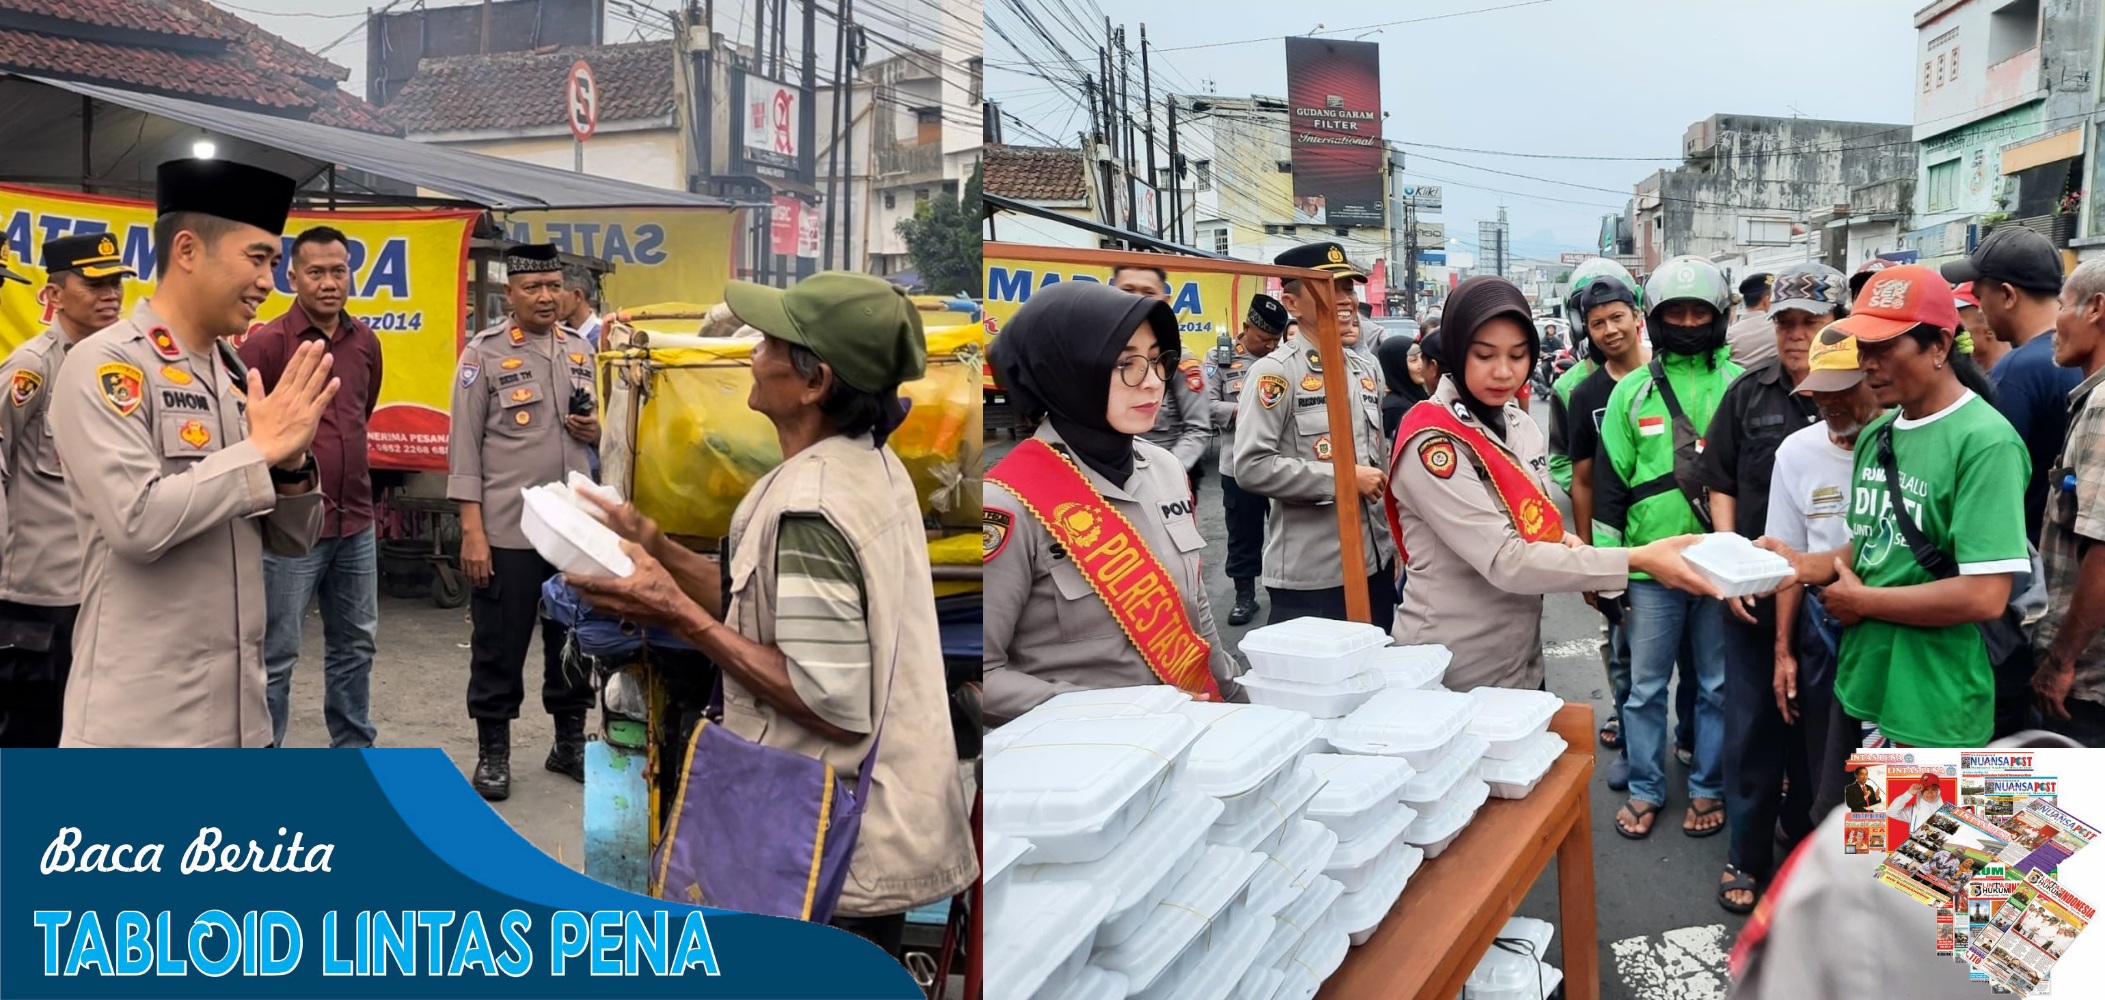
[
  {"x1": 1598, "y1": 717, "x2": 1622, "y2": 750},
  {"x1": 1718, "y1": 864, "x2": 1759, "y2": 914},
  {"x1": 1616, "y1": 799, "x2": 1660, "y2": 840},
  {"x1": 1684, "y1": 798, "x2": 1726, "y2": 838}
]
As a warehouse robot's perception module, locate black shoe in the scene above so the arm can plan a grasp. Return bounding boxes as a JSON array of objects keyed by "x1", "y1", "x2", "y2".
[
  {"x1": 545, "y1": 712, "x2": 586, "y2": 783},
  {"x1": 473, "y1": 718, "x2": 511, "y2": 801},
  {"x1": 1228, "y1": 596, "x2": 1259, "y2": 626}
]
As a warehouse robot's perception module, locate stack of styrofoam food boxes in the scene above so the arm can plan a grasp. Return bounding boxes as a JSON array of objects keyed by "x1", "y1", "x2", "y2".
[
  {"x1": 1462, "y1": 917, "x2": 1561, "y2": 1000},
  {"x1": 987, "y1": 688, "x2": 1351, "y2": 1000},
  {"x1": 1465, "y1": 688, "x2": 1567, "y2": 801},
  {"x1": 1236, "y1": 618, "x2": 1394, "y2": 721},
  {"x1": 1331, "y1": 687, "x2": 1492, "y2": 861},
  {"x1": 1299, "y1": 753, "x2": 1425, "y2": 948}
]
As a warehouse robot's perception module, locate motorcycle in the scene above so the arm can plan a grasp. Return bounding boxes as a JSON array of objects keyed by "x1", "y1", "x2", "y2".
[{"x1": 1533, "y1": 348, "x2": 1576, "y2": 398}]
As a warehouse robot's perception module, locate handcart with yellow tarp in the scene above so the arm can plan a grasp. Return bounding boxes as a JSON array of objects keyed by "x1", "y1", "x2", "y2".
[{"x1": 572, "y1": 294, "x2": 983, "y2": 994}]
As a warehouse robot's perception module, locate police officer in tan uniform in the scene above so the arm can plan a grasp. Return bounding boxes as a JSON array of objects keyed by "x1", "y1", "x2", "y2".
[
  {"x1": 1112, "y1": 265, "x2": 1212, "y2": 497},
  {"x1": 447, "y1": 242, "x2": 600, "y2": 800},
  {"x1": 0, "y1": 234, "x2": 133, "y2": 746},
  {"x1": 1235, "y1": 243, "x2": 1398, "y2": 630},
  {"x1": 983, "y1": 281, "x2": 1238, "y2": 726},
  {"x1": 50, "y1": 158, "x2": 334, "y2": 748},
  {"x1": 1209, "y1": 293, "x2": 1288, "y2": 626}
]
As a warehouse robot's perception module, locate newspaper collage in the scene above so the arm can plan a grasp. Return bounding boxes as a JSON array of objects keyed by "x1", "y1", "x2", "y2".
[{"x1": 1846, "y1": 750, "x2": 2097, "y2": 995}]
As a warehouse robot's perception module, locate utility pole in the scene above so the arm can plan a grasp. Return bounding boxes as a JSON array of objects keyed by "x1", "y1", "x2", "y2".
[
  {"x1": 1405, "y1": 200, "x2": 1419, "y2": 319},
  {"x1": 1086, "y1": 75, "x2": 1114, "y2": 229},
  {"x1": 824, "y1": 0, "x2": 846, "y2": 268},
  {"x1": 1118, "y1": 27, "x2": 1133, "y2": 232},
  {"x1": 1141, "y1": 24, "x2": 1159, "y2": 237},
  {"x1": 799, "y1": 0, "x2": 816, "y2": 278},
  {"x1": 1166, "y1": 94, "x2": 1182, "y2": 245}
]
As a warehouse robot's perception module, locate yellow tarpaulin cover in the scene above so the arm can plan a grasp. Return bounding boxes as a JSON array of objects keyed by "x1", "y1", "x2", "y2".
[{"x1": 622, "y1": 323, "x2": 983, "y2": 541}]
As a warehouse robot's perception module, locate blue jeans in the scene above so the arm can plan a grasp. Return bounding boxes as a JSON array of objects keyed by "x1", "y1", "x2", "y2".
[
  {"x1": 1623, "y1": 579, "x2": 1726, "y2": 806},
  {"x1": 264, "y1": 526, "x2": 379, "y2": 748}
]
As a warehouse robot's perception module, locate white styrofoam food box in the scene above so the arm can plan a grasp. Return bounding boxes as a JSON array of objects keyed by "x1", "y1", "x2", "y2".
[
  {"x1": 1334, "y1": 839, "x2": 1427, "y2": 946},
  {"x1": 1015, "y1": 783, "x2": 1223, "y2": 949},
  {"x1": 1321, "y1": 800, "x2": 1419, "y2": 893},
  {"x1": 1247, "y1": 819, "x2": 1338, "y2": 918},
  {"x1": 1216, "y1": 758, "x2": 1302, "y2": 829},
  {"x1": 1682, "y1": 531, "x2": 1794, "y2": 598},
  {"x1": 1233, "y1": 968, "x2": 1285, "y2": 1000},
  {"x1": 987, "y1": 714, "x2": 1202, "y2": 864},
  {"x1": 1367, "y1": 644, "x2": 1452, "y2": 691},
  {"x1": 985, "y1": 830, "x2": 1033, "y2": 912},
  {"x1": 1260, "y1": 876, "x2": 1343, "y2": 969},
  {"x1": 520, "y1": 483, "x2": 635, "y2": 576},
  {"x1": 1300, "y1": 753, "x2": 1417, "y2": 841},
  {"x1": 989, "y1": 880, "x2": 1116, "y2": 1000},
  {"x1": 1034, "y1": 965, "x2": 1126, "y2": 1000},
  {"x1": 1285, "y1": 913, "x2": 1349, "y2": 982},
  {"x1": 1238, "y1": 616, "x2": 1391, "y2": 684},
  {"x1": 1328, "y1": 688, "x2": 1480, "y2": 767},
  {"x1": 1237, "y1": 669, "x2": 1387, "y2": 719},
  {"x1": 1476, "y1": 732, "x2": 1569, "y2": 800},
  {"x1": 1093, "y1": 846, "x2": 1264, "y2": 996},
  {"x1": 1155, "y1": 909, "x2": 1273, "y2": 1000},
  {"x1": 1210, "y1": 763, "x2": 1324, "y2": 853},
  {"x1": 1403, "y1": 776, "x2": 1492, "y2": 858},
  {"x1": 1465, "y1": 957, "x2": 1562, "y2": 1000},
  {"x1": 1465, "y1": 687, "x2": 1563, "y2": 759},
  {"x1": 1266, "y1": 969, "x2": 1320, "y2": 1000},
  {"x1": 1400, "y1": 732, "x2": 1490, "y2": 807},
  {"x1": 1176, "y1": 703, "x2": 1320, "y2": 799}
]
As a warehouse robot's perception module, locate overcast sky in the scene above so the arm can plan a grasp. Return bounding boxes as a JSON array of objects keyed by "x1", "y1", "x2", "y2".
[{"x1": 988, "y1": 0, "x2": 1925, "y2": 256}]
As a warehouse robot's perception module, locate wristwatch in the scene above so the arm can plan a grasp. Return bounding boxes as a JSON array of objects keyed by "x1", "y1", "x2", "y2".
[{"x1": 270, "y1": 452, "x2": 317, "y2": 486}]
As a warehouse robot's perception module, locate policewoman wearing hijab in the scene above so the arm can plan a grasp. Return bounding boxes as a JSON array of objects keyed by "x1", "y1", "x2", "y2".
[
  {"x1": 1377, "y1": 333, "x2": 1429, "y2": 440},
  {"x1": 1386, "y1": 277, "x2": 1725, "y2": 691},
  {"x1": 983, "y1": 281, "x2": 1238, "y2": 727}
]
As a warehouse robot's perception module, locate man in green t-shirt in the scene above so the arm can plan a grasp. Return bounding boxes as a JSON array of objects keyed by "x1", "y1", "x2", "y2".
[
  {"x1": 1598, "y1": 256, "x2": 1742, "y2": 839},
  {"x1": 1767, "y1": 264, "x2": 2031, "y2": 751}
]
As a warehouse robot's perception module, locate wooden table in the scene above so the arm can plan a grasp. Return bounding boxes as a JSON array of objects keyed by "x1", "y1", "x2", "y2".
[{"x1": 1317, "y1": 703, "x2": 1599, "y2": 1000}]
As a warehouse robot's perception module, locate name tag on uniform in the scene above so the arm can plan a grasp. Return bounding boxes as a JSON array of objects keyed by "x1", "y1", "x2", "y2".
[{"x1": 1639, "y1": 415, "x2": 1666, "y2": 437}]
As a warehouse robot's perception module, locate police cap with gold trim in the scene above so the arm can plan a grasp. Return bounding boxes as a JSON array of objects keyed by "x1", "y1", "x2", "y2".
[
  {"x1": 42, "y1": 233, "x2": 136, "y2": 280},
  {"x1": 1272, "y1": 241, "x2": 1368, "y2": 283}
]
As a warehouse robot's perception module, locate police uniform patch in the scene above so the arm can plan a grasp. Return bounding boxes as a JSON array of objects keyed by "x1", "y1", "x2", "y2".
[
  {"x1": 500, "y1": 358, "x2": 524, "y2": 370},
  {"x1": 1301, "y1": 374, "x2": 1323, "y2": 392},
  {"x1": 1257, "y1": 373, "x2": 1288, "y2": 408},
  {"x1": 178, "y1": 419, "x2": 211, "y2": 449},
  {"x1": 510, "y1": 387, "x2": 534, "y2": 403},
  {"x1": 1179, "y1": 357, "x2": 1204, "y2": 394},
  {"x1": 1361, "y1": 375, "x2": 1378, "y2": 392},
  {"x1": 1420, "y1": 437, "x2": 1458, "y2": 479},
  {"x1": 982, "y1": 507, "x2": 1015, "y2": 562},
  {"x1": 509, "y1": 328, "x2": 527, "y2": 345},
  {"x1": 149, "y1": 327, "x2": 181, "y2": 360},
  {"x1": 97, "y1": 362, "x2": 144, "y2": 417},
  {"x1": 514, "y1": 410, "x2": 532, "y2": 426},
  {"x1": 1314, "y1": 434, "x2": 1332, "y2": 461},
  {"x1": 1305, "y1": 348, "x2": 1323, "y2": 373},
  {"x1": 9, "y1": 369, "x2": 40, "y2": 407},
  {"x1": 161, "y1": 365, "x2": 193, "y2": 386},
  {"x1": 570, "y1": 353, "x2": 587, "y2": 364},
  {"x1": 458, "y1": 362, "x2": 480, "y2": 386}
]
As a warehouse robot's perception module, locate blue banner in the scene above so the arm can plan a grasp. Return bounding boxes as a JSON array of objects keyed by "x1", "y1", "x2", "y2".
[{"x1": 0, "y1": 750, "x2": 922, "y2": 998}]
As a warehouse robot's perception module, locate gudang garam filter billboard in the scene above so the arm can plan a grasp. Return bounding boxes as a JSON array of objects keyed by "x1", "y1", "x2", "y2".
[{"x1": 1285, "y1": 36, "x2": 1384, "y2": 228}]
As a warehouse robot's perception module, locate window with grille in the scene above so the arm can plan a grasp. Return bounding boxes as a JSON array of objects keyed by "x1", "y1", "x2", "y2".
[
  {"x1": 1195, "y1": 160, "x2": 1213, "y2": 191},
  {"x1": 1927, "y1": 159, "x2": 1961, "y2": 212}
]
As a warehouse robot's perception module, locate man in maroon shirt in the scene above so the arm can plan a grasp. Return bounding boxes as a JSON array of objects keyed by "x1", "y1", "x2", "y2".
[{"x1": 240, "y1": 225, "x2": 385, "y2": 748}]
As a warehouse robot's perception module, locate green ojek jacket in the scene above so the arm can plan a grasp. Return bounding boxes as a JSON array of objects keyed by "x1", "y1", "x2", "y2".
[
  {"x1": 1594, "y1": 345, "x2": 1740, "y2": 575},
  {"x1": 1546, "y1": 357, "x2": 1598, "y2": 493}
]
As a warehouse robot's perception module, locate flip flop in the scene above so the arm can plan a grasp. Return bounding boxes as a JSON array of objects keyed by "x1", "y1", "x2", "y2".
[
  {"x1": 1598, "y1": 717, "x2": 1622, "y2": 750},
  {"x1": 1616, "y1": 799, "x2": 1660, "y2": 840},
  {"x1": 1718, "y1": 863, "x2": 1759, "y2": 915},
  {"x1": 1684, "y1": 798, "x2": 1725, "y2": 838}
]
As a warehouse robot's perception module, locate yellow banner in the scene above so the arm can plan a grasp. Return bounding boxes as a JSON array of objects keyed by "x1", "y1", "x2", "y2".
[
  {"x1": 0, "y1": 184, "x2": 474, "y2": 472},
  {"x1": 499, "y1": 208, "x2": 738, "y2": 312},
  {"x1": 982, "y1": 255, "x2": 1243, "y2": 352}
]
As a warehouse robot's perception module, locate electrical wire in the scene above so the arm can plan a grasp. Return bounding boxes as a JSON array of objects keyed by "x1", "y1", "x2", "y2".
[{"x1": 1153, "y1": 0, "x2": 1563, "y2": 53}]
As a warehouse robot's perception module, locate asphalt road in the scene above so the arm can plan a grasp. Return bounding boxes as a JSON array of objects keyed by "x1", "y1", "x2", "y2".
[{"x1": 987, "y1": 404, "x2": 1748, "y2": 1000}]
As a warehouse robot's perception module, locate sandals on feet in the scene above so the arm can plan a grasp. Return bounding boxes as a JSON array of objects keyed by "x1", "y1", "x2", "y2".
[
  {"x1": 1598, "y1": 717, "x2": 1622, "y2": 750},
  {"x1": 1718, "y1": 863, "x2": 1759, "y2": 914},
  {"x1": 1616, "y1": 799, "x2": 1660, "y2": 840},
  {"x1": 1684, "y1": 798, "x2": 1725, "y2": 838}
]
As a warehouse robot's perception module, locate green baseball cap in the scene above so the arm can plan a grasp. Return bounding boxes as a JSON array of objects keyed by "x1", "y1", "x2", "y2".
[{"x1": 724, "y1": 272, "x2": 927, "y2": 391}]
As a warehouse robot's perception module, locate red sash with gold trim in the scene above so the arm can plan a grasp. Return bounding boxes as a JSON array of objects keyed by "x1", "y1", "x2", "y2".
[
  {"x1": 987, "y1": 439, "x2": 1221, "y2": 699},
  {"x1": 1384, "y1": 402, "x2": 1565, "y2": 562}
]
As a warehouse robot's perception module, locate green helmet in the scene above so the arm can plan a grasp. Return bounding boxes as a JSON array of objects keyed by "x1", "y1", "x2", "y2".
[
  {"x1": 1564, "y1": 257, "x2": 1642, "y2": 320},
  {"x1": 1643, "y1": 256, "x2": 1733, "y2": 356}
]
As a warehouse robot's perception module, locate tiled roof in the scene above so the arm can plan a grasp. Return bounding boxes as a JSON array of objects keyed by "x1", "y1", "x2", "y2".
[
  {"x1": 985, "y1": 144, "x2": 1089, "y2": 202},
  {"x1": 388, "y1": 41, "x2": 676, "y2": 133},
  {"x1": 0, "y1": 0, "x2": 396, "y2": 135}
]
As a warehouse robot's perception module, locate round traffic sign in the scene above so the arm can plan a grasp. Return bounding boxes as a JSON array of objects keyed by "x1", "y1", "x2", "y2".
[{"x1": 566, "y1": 60, "x2": 599, "y2": 141}]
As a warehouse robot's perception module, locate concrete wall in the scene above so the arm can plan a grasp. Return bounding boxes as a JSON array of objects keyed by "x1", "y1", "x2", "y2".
[
  {"x1": 417, "y1": 128, "x2": 684, "y2": 191},
  {"x1": 1914, "y1": 0, "x2": 2047, "y2": 141},
  {"x1": 1648, "y1": 116, "x2": 1915, "y2": 261},
  {"x1": 1914, "y1": 103, "x2": 2044, "y2": 229}
]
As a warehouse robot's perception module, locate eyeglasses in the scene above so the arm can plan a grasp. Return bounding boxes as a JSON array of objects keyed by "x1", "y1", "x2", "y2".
[{"x1": 1113, "y1": 353, "x2": 1171, "y2": 387}]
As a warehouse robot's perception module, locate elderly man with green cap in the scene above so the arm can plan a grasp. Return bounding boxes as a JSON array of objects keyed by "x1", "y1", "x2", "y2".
[{"x1": 567, "y1": 272, "x2": 978, "y2": 955}]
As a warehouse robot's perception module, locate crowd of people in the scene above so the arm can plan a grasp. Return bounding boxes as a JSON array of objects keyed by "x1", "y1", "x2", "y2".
[
  {"x1": 983, "y1": 227, "x2": 2105, "y2": 919},
  {"x1": 0, "y1": 156, "x2": 977, "y2": 958}
]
